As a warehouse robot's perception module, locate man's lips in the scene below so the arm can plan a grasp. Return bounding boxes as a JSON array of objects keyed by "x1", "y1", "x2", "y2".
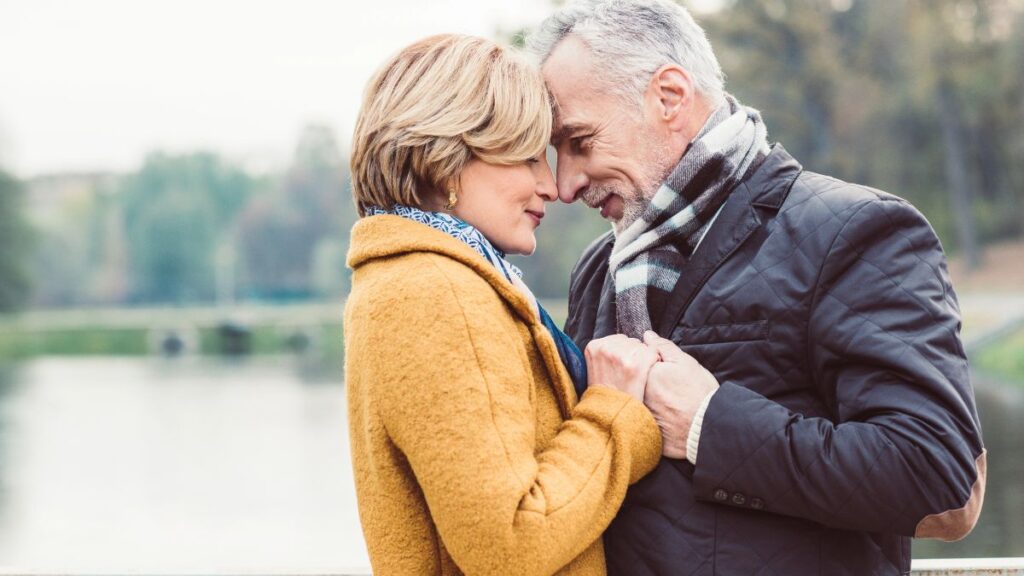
[
  {"x1": 595, "y1": 195, "x2": 618, "y2": 219},
  {"x1": 582, "y1": 191, "x2": 615, "y2": 219}
]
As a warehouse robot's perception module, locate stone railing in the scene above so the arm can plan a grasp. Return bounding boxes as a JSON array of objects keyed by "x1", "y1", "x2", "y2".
[
  {"x1": 3, "y1": 559, "x2": 1024, "y2": 575},
  {"x1": 911, "y1": 558, "x2": 1024, "y2": 575}
]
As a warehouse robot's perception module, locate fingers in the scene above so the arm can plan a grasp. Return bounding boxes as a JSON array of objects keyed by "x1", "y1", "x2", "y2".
[
  {"x1": 584, "y1": 335, "x2": 659, "y2": 401},
  {"x1": 634, "y1": 341, "x2": 661, "y2": 370},
  {"x1": 585, "y1": 335, "x2": 650, "y2": 367},
  {"x1": 642, "y1": 330, "x2": 691, "y2": 363}
]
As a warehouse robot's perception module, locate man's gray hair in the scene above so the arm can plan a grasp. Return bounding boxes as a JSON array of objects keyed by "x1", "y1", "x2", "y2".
[{"x1": 527, "y1": 0, "x2": 725, "y2": 107}]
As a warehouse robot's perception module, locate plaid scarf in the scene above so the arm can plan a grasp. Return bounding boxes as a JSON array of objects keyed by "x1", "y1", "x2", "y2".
[{"x1": 609, "y1": 94, "x2": 770, "y2": 338}]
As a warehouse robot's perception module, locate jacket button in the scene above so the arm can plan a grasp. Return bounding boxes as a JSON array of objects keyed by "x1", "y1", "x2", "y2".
[
  {"x1": 750, "y1": 498, "x2": 765, "y2": 510},
  {"x1": 731, "y1": 493, "x2": 746, "y2": 506},
  {"x1": 714, "y1": 489, "x2": 729, "y2": 502}
]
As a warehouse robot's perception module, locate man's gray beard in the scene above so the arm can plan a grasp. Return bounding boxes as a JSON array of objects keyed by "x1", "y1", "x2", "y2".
[
  {"x1": 580, "y1": 185, "x2": 638, "y2": 236},
  {"x1": 613, "y1": 194, "x2": 649, "y2": 235},
  {"x1": 606, "y1": 177, "x2": 664, "y2": 236},
  {"x1": 609, "y1": 149, "x2": 677, "y2": 235}
]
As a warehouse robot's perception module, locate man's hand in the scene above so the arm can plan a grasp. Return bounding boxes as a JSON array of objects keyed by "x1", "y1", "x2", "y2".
[
  {"x1": 584, "y1": 334, "x2": 660, "y2": 403},
  {"x1": 642, "y1": 331, "x2": 720, "y2": 460}
]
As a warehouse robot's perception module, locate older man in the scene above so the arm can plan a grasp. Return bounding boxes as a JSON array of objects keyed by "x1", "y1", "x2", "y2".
[{"x1": 529, "y1": 1, "x2": 986, "y2": 574}]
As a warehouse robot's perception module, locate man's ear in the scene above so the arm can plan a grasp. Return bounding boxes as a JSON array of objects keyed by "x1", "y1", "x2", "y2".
[{"x1": 648, "y1": 64, "x2": 696, "y2": 131}]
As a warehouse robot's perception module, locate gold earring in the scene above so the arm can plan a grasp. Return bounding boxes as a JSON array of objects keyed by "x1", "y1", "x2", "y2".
[{"x1": 445, "y1": 189, "x2": 458, "y2": 211}]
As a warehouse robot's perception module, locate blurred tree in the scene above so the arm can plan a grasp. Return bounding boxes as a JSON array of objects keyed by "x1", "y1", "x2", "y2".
[
  {"x1": 131, "y1": 190, "x2": 217, "y2": 302},
  {"x1": 702, "y1": 0, "x2": 846, "y2": 173},
  {"x1": 120, "y1": 152, "x2": 254, "y2": 304},
  {"x1": 0, "y1": 170, "x2": 33, "y2": 312},
  {"x1": 23, "y1": 173, "x2": 120, "y2": 307},
  {"x1": 238, "y1": 124, "x2": 352, "y2": 300},
  {"x1": 699, "y1": 0, "x2": 1024, "y2": 264}
]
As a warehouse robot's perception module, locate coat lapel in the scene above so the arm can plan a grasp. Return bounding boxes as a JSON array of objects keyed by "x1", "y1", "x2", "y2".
[
  {"x1": 655, "y1": 146, "x2": 801, "y2": 336},
  {"x1": 655, "y1": 183, "x2": 761, "y2": 336},
  {"x1": 590, "y1": 187, "x2": 760, "y2": 341},
  {"x1": 349, "y1": 214, "x2": 579, "y2": 418}
]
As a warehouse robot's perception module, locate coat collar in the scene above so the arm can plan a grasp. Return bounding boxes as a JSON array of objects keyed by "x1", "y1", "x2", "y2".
[
  {"x1": 348, "y1": 214, "x2": 539, "y2": 326},
  {"x1": 654, "y1": 144, "x2": 802, "y2": 334},
  {"x1": 348, "y1": 214, "x2": 579, "y2": 415}
]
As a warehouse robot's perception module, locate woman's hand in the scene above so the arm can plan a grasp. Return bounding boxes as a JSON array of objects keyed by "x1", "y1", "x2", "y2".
[{"x1": 584, "y1": 335, "x2": 660, "y2": 402}]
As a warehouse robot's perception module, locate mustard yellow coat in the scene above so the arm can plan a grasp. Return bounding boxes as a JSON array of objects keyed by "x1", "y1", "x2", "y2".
[{"x1": 344, "y1": 215, "x2": 662, "y2": 576}]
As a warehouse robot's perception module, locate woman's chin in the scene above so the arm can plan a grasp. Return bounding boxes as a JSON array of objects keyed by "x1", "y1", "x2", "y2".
[{"x1": 502, "y1": 236, "x2": 537, "y2": 257}]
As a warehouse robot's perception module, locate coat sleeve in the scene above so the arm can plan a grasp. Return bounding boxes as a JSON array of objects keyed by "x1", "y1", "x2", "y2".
[
  {"x1": 369, "y1": 260, "x2": 662, "y2": 575},
  {"x1": 691, "y1": 196, "x2": 986, "y2": 541}
]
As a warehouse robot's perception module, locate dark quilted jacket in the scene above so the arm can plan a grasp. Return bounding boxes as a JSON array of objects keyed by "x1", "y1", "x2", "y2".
[{"x1": 565, "y1": 146, "x2": 986, "y2": 576}]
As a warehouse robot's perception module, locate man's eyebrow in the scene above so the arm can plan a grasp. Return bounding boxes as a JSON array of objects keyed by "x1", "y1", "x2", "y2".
[{"x1": 551, "y1": 122, "x2": 588, "y2": 145}]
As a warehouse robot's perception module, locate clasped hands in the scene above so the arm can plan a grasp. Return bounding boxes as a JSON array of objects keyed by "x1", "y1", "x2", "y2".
[{"x1": 584, "y1": 332, "x2": 719, "y2": 460}]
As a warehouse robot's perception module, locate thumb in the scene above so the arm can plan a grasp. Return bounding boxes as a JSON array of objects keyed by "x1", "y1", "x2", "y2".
[{"x1": 643, "y1": 330, "x2": 689, "y2": 363}]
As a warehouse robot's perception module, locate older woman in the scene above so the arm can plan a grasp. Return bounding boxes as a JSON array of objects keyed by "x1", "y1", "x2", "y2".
[{"x1": 344, "y1": 34, "x2": 662, "y2": 575}]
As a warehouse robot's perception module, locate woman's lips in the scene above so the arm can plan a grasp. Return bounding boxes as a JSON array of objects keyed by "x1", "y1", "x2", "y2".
[{"x1": 526, "y1": 210, "x2": 544, "y2": 226}]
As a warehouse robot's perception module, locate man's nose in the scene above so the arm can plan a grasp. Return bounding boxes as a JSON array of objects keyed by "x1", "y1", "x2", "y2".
[{"x1": 556, "y1": 156, "x2": 588, "y2": 204}]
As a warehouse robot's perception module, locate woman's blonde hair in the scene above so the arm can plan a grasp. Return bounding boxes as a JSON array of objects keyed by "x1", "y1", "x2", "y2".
[{"x1": 350, "y1": 34, "x2": 552, "y2": 216}]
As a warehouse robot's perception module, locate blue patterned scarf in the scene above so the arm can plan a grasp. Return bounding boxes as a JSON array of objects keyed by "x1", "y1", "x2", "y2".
[{"x1": 365, "y1": 205, "x2": 588, "y2": 398}]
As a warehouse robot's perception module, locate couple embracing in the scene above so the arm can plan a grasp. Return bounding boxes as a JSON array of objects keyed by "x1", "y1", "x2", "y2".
[{"x1": 343, "y1": 1, "x2": 986, "y2": 574}]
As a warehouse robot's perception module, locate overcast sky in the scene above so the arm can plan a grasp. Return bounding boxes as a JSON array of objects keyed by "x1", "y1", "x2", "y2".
[
  {"x1": 0, "y1": 0, "x2": 557, "y2": 176},
  {"x1": 0, "y1": 0, "x2": 722, "y2": 177}
]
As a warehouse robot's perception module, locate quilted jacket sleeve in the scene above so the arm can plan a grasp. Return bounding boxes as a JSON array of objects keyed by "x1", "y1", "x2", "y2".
[
  {"x1": 369, "y1": 259, "x2": 662, "y2": 575},
  {"x1": 691, "y1": 196, "x2": 986, "y2": 541}
]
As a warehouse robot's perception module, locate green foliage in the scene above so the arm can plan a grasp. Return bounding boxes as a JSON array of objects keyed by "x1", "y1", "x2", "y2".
[
  {"x1": 237, "y1": 124, "x2": 352, "y2": 300},
  {"x1": 119, "y1": 152, "x2": 256, "y2": 303},
  {"x1": 19, "y1": 4, "x2": 1024, "y2": 309},
  {"x1": 700, "y1": 0, "x2": 1024, "y2": 257},
  {"x1": 0, "y1": 328, "x2": 149, "y2": 358},
  {"x1": 0, "y1": 171, "x2": 33, "y2": 313},
  {"x1": 0, "y1": 320, "x2": 346, "y2": 360},
  {"x1": 974, "y1": 326, "x2": 1024, "y2": 385}
]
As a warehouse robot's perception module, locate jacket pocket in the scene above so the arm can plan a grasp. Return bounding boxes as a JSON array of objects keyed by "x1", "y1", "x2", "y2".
[{"x1": 670, "y1": 319, "x2": 770, "y2": 346}]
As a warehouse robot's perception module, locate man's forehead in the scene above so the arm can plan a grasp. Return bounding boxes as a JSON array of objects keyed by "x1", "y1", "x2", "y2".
[
  {"x1": 543, "y1": 36, "x2": 602, "y2": 140},
  {"x1": 542, "y1": 37, "x2": 595, "y2": 102},
  {"x1": 547, "y1": 84, "x2": 607, "y2": 145}
]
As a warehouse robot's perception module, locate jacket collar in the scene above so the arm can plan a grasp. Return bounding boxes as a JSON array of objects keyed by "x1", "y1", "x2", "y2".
[
  {"x1": 348, "y1": 214, "x2": 541, "y2": 330},
  {"x1": 746, "y1": 144, "x2": 803, "y2": 210},
  {"x1": 653, "y1": 144, "x2": 802, "y2": 334}
]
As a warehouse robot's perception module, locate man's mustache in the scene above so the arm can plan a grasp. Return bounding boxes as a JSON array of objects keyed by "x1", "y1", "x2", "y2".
[{"x1": 581, "y1": 185, "x2": 617, "y2": 208}]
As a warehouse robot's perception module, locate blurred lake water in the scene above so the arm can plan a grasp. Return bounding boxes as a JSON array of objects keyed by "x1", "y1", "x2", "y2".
[
  {"x1": 0, "y1": 357, "x2": 369, "y2": 572},
  {"x1": 0, "y1": 357, "x2": 1019, "y2": 571}
]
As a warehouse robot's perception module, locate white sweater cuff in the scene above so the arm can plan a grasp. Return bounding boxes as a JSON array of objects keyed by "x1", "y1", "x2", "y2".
[{"x1": 685, "y1": 390, "x2": 716, "y2": 465}]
